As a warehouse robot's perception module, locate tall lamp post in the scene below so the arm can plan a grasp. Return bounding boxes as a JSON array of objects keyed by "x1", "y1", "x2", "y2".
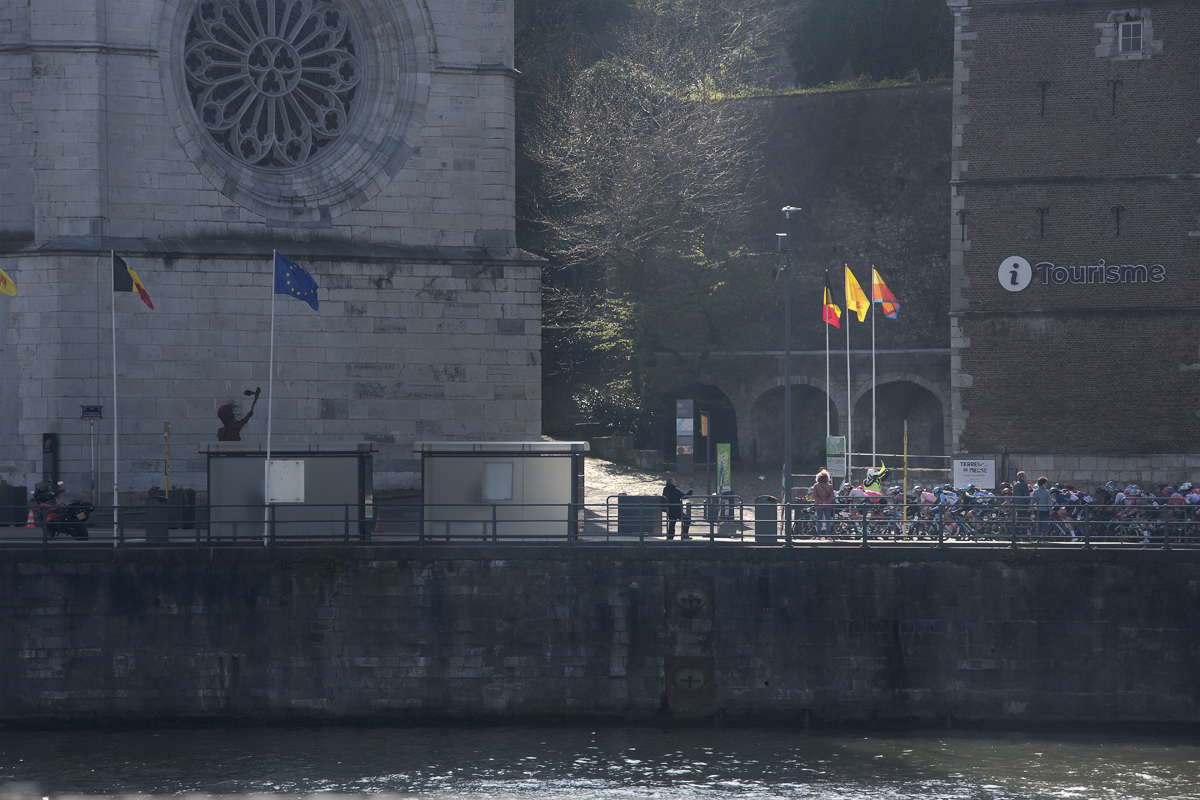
[{"x1": 777, "y1": 206, "x2": 801, "y2": 509}]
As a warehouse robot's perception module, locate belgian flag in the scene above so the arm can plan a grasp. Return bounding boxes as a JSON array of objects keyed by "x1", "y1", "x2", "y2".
[
  {"x1": 822, "y1": 270, "x2": 841, "y2": 329},
  {"x1": 113, "y1": 254, "x2": 153, "y2": 309}
]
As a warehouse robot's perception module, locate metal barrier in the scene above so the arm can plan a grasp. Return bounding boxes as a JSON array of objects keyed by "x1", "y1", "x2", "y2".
[{"x1": 1, "y1": 501, "x2": 1198, "y2": 549}]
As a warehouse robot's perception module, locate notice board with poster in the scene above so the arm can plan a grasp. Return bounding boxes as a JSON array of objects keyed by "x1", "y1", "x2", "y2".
[
  {"x1": 675, "y1": 399, "x2": 693, "y2": 474},
  {"x1": 826, "y1": 436, "x2": 846, "y2": 478}
]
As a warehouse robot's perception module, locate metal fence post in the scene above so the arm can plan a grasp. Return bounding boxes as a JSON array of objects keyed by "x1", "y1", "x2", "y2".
[
  {"x1": 1010, "y1": 504, "x2": 1018, "y2": 549},
  {"x1": 344, "y1": 503, "x2": 350, "y2": 545},
  {"x1": 269, "y1": 504, "x2": 276, "y2": 546},
  {"x1": 937, "y1": 512, "x2": 944, "y2": 548},
  {"x1": 708, "y1": 500, "x2": 716, "y2": 546},
  {"x1": 861, "y1": 506, "x2": 869, "y2": 549},
  {"x1": 118, "y1": 505, "x2": 125, "y2": 547},
  {"x1": 1163, "y1": 508, "x2": 1171, "y2": 550},
  {"x1": 568, "y1": 503, "x2": 576, "y2": 544},
  {"x1": 638, "y1": 501, "x2": 645, "y2": 546},
  {"x1": 784, "y1": 502, "x2": 793, "y2": 547},
  {"x1": 1083, "y1": 504, "x2": 1091, "y2": 550},
  {"x1": 418, "y1": 501, "x2": 425, "y2": 544},
  {"x1": 492, "y1": 503, "x2": 498, "y2": 544}
]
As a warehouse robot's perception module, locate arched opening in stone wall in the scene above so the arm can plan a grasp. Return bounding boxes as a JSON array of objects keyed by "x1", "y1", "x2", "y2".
[
  {"x1": 750, "y1": 385, "x2": 838, "y2": 470},
  {"x1": 851, "y1": 381, "x2": 945, "y2": 461},
  {"x1": 659, "y1": 384, "x2": 738, "y2": 464}
]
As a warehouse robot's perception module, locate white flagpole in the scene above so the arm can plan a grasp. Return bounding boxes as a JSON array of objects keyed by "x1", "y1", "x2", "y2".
[
  {"x1": 110, "y1": 251, "x2": 118, "y2": 545},
  {"x1": 872, "y1": 269, "x2": 877, "y2": 470},
  {"x1": 264, "y1": 251, "x2": 276, "y2": 545},
  {"x1": 825, "y1": 311, "x2": 830, "y2": 441},
  {"x1": 845, "y1": 267, "x2": 852, "y2": 486}
]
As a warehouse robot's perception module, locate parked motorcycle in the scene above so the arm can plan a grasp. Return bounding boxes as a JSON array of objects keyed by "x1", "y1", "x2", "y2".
[{"x1": 33, "y1": 481, "x2": 93, "y2": 540}]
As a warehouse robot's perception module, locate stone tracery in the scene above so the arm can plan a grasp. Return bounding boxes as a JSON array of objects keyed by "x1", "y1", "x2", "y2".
[{"x1": 184, "y1": 0, "x2": 362, "y2": 168}]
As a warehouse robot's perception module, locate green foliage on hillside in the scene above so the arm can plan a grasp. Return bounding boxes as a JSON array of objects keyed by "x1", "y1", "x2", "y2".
[
  {"x1": 515, "y1": 0, "x2": 954, "y2": 431},
  {"x1": 790, "y1": 0, "x2": 954, "y2": 87}
]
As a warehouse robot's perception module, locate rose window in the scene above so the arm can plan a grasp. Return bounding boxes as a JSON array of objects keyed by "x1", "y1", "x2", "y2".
[{"x1": 184, "y1": 0, "x2": 362, "y2": 168}]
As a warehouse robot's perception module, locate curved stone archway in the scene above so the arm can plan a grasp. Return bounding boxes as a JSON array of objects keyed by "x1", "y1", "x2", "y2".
[
  {"x1": 850, "y1": 378, "x2": 947, "y2": 461},
  {"x1": 748, "y1": 383, "x2": 839, "y2": 471}
]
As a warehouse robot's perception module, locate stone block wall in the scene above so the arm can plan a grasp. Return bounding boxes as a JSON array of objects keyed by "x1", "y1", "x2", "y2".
[
  {"x1": 0, "y1": 0, "x2": 538, "y2": 491},
  {"x1": 0, "y1": 0, "x2": 518, "y2": 246},
  {"x1": 0, "y1": 248, "x2": 540, "y2": 492},
  {"x1": 2, "y1": 546, "x2": 1199, "y2": 725}
]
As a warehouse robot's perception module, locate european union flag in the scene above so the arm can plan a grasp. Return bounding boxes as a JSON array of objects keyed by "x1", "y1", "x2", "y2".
[{"x1": 274, "y1": 252, "x2": 318, "y2": 311}]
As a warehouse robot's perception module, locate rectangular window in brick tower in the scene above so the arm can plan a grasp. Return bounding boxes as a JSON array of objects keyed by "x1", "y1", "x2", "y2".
[{"x1": 1120, "y1": 21, "x2": 1143, "y2": 53}]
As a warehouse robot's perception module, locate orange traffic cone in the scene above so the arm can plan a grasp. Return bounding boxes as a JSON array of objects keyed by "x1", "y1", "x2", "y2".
[
  {"x1": 25, "y1": 509, "x2": 35, "y2": 528},
  {"x1": 374, "y1": 512, "x2": 383, "y2": 535}
]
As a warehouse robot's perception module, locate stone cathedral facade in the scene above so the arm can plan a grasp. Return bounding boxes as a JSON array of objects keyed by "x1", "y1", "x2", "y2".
[{"x1": 0, "y1": 0, "x2": 539, "y2": 494}]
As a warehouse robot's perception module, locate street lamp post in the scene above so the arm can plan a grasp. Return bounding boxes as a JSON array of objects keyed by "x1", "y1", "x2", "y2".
[{"x1": 778, "y1": 206, "x2": 801, "y2": 512}]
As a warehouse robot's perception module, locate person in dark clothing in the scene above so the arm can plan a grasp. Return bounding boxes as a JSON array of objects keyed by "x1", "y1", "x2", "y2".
[
  {"x1": 1012, "y1": 471, "x2": 1031, "y2": 537},
  {"x1": 662, "y1": 477, "x2": 693, "y2": 540}
]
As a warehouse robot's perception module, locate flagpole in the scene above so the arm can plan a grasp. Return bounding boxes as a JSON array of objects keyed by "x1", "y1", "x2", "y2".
[
  {"x1": 264, "y1": 251, "x2": 276, "y2": 546},
  {"x1": 845, "y1": 266, "x2": 852, "y2": 486},
  {"x1": 871, "y1": 267, "x2": 877, "y2": 470},
  {"x1": 110, "y1": 251, "x2": 118, "y2": 545},
  {"x1": 825, "y1": 308, "x2": 830, "y2": 441}
]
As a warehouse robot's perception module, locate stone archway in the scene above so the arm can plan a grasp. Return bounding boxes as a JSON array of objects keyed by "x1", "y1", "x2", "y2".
[
  {"x1": 850, "y1": 378, "x2": 946, "y2": 460},
  {"x1": 750, "y1": 384, "x2": 839, "y2": 471}
]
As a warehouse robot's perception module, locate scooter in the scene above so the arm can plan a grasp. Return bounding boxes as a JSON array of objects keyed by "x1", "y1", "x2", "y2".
[{"x1": 33, "y1": 481, "x2": 93, "y2": 540}]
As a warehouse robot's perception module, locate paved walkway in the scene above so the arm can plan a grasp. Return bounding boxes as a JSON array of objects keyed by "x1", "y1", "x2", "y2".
[{"x1": 583, "y1": 456, "x2": 780, "y2": 506}]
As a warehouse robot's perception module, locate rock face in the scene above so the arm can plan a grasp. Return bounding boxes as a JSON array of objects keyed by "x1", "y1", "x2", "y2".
[
  {"x1": 2, "y1": 545, "x2": 1199, "y2": 724},
  {"x1": 0, "y1": 0, "x2": 540, "y2": 493}
]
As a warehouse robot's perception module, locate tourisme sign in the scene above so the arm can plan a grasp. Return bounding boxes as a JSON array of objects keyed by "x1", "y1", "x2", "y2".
[{"x1": 999, "y1": 256, "x2": 1166, "y2": 292}]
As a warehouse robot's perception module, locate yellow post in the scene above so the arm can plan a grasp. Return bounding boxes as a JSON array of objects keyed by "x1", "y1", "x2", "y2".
[{"x1": 163, "y1": 421, "x2": 171, "y2": 499}]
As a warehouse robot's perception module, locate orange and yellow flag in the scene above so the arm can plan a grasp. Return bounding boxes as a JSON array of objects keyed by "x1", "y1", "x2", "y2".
[
  {"x1": 0, "y1": 267, "x2": 15, "y2": 297},
  {"x1": 871, "y1": 268, "x2": 899, "y2": 319},
  {"x1": 844, "y1": 265, "x2": 870, "y2": 322}
]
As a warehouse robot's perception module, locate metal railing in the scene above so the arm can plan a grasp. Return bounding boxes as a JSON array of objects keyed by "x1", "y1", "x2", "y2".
[
  {"x1": 781, "y1": 500, "x2": 1200, "y2": 550},
  {"x1": 2, "y1": 500, "x2": 1197, "y2": 549}
]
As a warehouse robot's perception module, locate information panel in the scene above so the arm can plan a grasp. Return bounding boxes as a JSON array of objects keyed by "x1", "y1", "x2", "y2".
[{"x1": 953, "y1": 459, "x2": 996, "y2": 490}]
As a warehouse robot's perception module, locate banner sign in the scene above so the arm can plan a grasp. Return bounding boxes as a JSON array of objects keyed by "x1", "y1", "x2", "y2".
[
  {"x1": 826, "y1": 436, "x2": 846, "y2": 478},
  {"x1": 716, "y1": 444, "x2": 731, "y2": 493},
  {"x1": 953, "y1": 459, "x2": 995, "y2": 489},
  {"x1": 1000, "y1": 256, "x2": 1165, "y2": 293}
]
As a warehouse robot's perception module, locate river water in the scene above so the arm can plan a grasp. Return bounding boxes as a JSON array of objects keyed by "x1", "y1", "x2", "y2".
[{"x1": 1, "y1": 726, "x2": 1198, "y2": 799}]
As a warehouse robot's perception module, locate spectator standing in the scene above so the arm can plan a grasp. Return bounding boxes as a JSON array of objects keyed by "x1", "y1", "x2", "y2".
[
  {"x1": 1031, "y1": 476, "x2": 1053, "y2": 539},
  {"x1": 811, "y1": 470, "x2": 836, "y2": 536},
  {"x1": 662, "y1": 478, "x2": 693, "y2": 540},
  {"x1": 1012, "y1": 471, "x2": 1031, "y2": 536}
]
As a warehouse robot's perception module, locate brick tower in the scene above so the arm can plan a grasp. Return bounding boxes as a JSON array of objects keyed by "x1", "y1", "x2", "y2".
[{"x1": 947, "y1": 0, "x2": 1200, "y2": 485}]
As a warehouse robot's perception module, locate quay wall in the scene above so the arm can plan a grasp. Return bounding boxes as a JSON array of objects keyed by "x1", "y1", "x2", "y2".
[{"x1": 1, "y1": 546, "x2": 1198, "y2": 726}]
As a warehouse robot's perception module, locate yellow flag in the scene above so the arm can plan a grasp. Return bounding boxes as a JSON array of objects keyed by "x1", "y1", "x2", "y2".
[
  {"x1": 0, "y1": 267, "x2": 15, "y2": 297},
  {"x1": 844, "y1": 265, "x2": 869, "y2": 322}
]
